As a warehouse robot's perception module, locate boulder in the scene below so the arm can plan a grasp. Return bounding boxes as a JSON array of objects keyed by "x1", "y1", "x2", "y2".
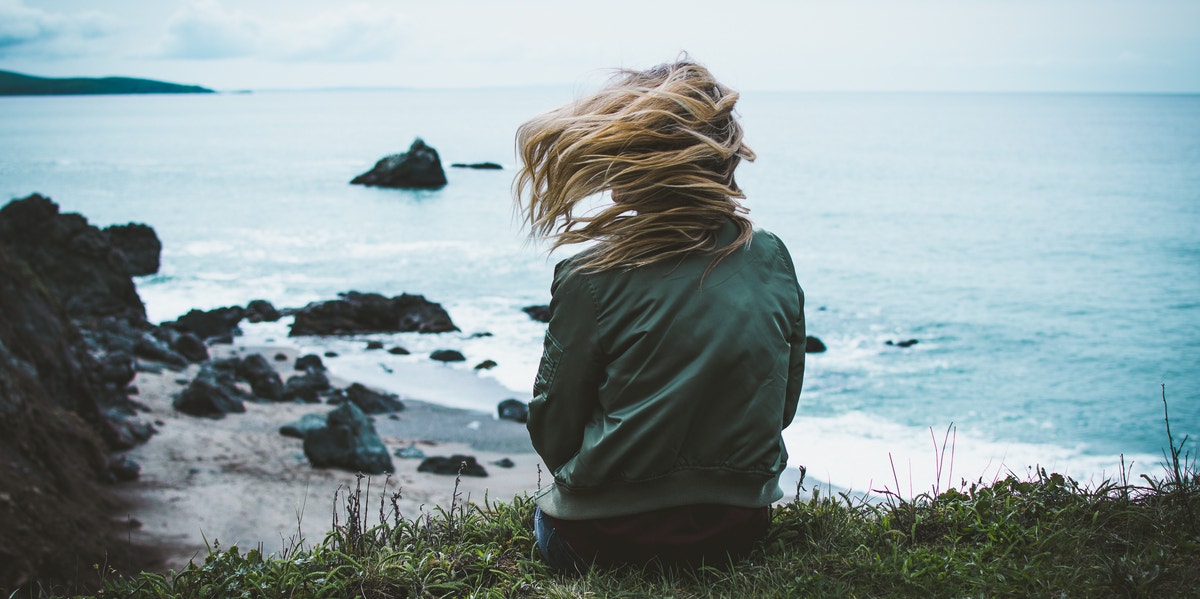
[
  {"x1": 430, "y1": 349, "x2": 465, "y2": 362},
  {"x1": 303, "y1": 403, "x2": 394, "y2": 474},
  {"x1": 279, "y1": 413, "x2": 328, "y2": 439},
  {"x1": 394, "y1": 444, "x2": 425, "y2": 459},
  {"x1": 167, "y1": 306, "x2": 245, "y2": 341},
  {"x1": 805, "y1": 336, "x2": 827, "y2": 353},
  {"x1": 417, "y1": 454, "x2": 488, "y2": 477},
  {"x1": 350, "y1": 138, "x2": 447, "y2": 189},
  {"x1": 449, "y1": 162, "x2": 503, "y2": 170},
  {"x1": 345, "y1": 382, "x2": 405, "y2": 414},
  {"x1": 294, "y1": 354, "x2": 325, "y2": 372},
  {"x1": 173, "y1": 367, "x2": 246, "y2": 417},
  {"x1": 290, "y1": 291, "x2": 458, "y2": 336},
  {"x1": 172, "y1": 332, "x2": 209, "y2": 363},
  {"x1": 474, "y1": 359, "x2": 497, "y2": 370},
  {"x1": 96, "y1": 351, "x2": 136, "y2": 386},
  {"x1": 283, "y1": 370, "x2": 330, "y2": 402},
  {"x1": 366, "y1": 340, "x2": 384, "y2": 350},
  {"x1": 387, "y1": 346, "x2": 410, "y2": 355},
  {"x1": 244, "y1": 299, "x2": 281, "y2": 323},
  {"x1": 522, "y1": 305, "x2": 551, "y2": 323},
  {"x1": 134, "y1": 331, "x2": 188, "y2": 367},
  {"x1": 102, "y1": 223, "x2": 161, "y2": 276},
  {"x1": 236, "y1": 354, "x2": 284, "y2": 401},
  {"x1": 497, "y1": 398, "x2": 528, "y2": 423}
]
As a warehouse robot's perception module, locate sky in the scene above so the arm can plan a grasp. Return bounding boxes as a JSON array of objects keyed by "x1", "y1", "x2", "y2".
[{"x1": 1, "y1": 0, "x2": 1198, "y2": 93}]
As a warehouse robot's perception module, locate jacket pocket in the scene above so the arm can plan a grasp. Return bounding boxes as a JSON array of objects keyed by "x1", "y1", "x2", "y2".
[{"x1": 533, "y1": 331, "x2": 564, "y2": 397}]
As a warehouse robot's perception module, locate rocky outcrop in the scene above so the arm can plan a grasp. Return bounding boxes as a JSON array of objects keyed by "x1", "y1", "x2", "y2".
[
  {"x1": 290, "y1": 291, "x2": 458, "y2": 336},
  {"x1": 102, "y1": 223, "x2": 161, "y2": 276},
  {"x1": 0, "y1": 194, "x2": 147, "y2": 324},
  {"x1": 350, "y1": 138, "x2": 447, "y2": 189},
  {"x1": 0, "y1": 237, "x2": 153, "y2": 589},
  {"x1": 522, "y1": 305, "x2": 551, "y2": 323},
  {"x1": 303, "y1": 403, "x2": 394, "y2": 474}
]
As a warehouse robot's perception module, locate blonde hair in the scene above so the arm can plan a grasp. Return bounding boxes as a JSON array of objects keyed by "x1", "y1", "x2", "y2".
[{"x1": 514, "y1": 58, "x2": 756, "y2": 274}]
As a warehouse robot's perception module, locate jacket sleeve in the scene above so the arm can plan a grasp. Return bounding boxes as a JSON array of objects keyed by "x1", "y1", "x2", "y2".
[
  {"x1": 775, "y1": 235, "x2": 805, "y2": 430},
  {"x1": 527, "y1": 260, "x2": 604, "y2": 474}
]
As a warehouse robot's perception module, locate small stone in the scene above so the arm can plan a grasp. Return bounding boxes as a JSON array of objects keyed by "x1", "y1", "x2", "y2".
[
  {"x1": 474, "y1": 359, "x2": 498, "y2": 370},
  {"x1": 366, "y1": 340, "x2": 384, "y2": 350},
  {"x1": 324, "y1": 351, "x2": 339, "y2": 358},
  {"x1": 274, "y1": 353, "x2": 288, "y2": 361},
  {"x1": 805, "y1": 336, "x2": 827, "y2": 353},
  {"x1": 492, "y1": 458, "x2": 515, "y2": 468},
  {"x1": 430, "y1": 349, "x2": 465, "y2": 362},
  {"x1": 387, "y1": 346, "x2": 410, "y2": 355}
]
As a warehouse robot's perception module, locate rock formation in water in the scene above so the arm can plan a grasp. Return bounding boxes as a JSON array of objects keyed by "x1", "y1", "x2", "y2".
[
  {"x1": 290, "y1": 291, "x2": 458, "y2": 336},
  {"x1": 350, "y1": 138, "x2": 448, "y2": 189}
]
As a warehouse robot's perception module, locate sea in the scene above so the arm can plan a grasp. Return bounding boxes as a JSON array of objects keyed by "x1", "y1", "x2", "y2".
[{"x1": 2, "y1": 88, "x2": 1197, "y2": 496}]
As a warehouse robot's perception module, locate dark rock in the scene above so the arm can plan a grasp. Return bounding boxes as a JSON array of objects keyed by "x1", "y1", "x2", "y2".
[
  {"x1": 474, "y1": 359, "x2": 497, "y2": 370},
  {"x1": 345, "y1": 383, "x2": 405, "y2": 414},
  {"x1": 108, "y1": 456, "x2": 141, "y2": 482},
  {"x1": 492, "y1": 458, "x2": 515, "y2": 468},
  {"x1": 168, "y1": 306, "x2": 245, "y2": 341},
  {"x1": 97, "y1": 351, "x2": 136, "y2": 386},
  {"x1": 324, "y1": 351, "x2": 339, "y2": 358},
  {"x1": 468, "y1": 332, "x2": 493, "y2": 338},
  {"x1": 172, "y1": 332, "x2": 209, "y2": 363},
  {"x1": 387, "y1": 346, "x2": 410, "y2": 355},
  {"x1": 244, "y1": 299, "x2": 281, "y2": 323},
  {"x1": 417, "y1": 454, "x2": 488, "y2": 477},
  {"x1": 886, "y1": 339, "x2": 919, "y2": 348},
  {"x1": 274, "y1": 353, "x2": 288, "y2": 361},
  {"x1": 295, "y1": 354, "x2": 325, "y2": 372},
  {"x1": 350, "y1": 138, "x2": 447, "y2": 189},
  {"x1": 290, "y1": 291, "x2": 458, "y2": 336},
  {"x1": 449, "y1": 162, "x2": 503, "y2": 170},
  {"x1": 134, "y1": 331, "x2": 188, "y2": 367},
  {"x1": 236, "y1": 354, "x2": 284, "y2": 401},
  {"x1": 279, "y1": 413, "x2": 328, "y2": 439},
  {"x1": 101, "y1": 223, "x2": 161, "y2": 276},
  {"x1": 522, "y1": 305, "x2": 551, "y2": 323},
  {"x1": 209, "y1": 333, "x2": 234, "y2": 345},
  {"x1": 366, "y1": 340, "x2": 384, "y2": 350},
  {"x1": 497, "y1": 398, "x2": 528, "y2": 423},
  {"x1": 173, "y1": 368, "x2": 246, "y2": 417},
  {"x1": 430, "y1": 349, "x2": 465, "y2": 362},
  {"x1": 283, "y1": 370, "x2": 331, "y2": 403},
  {"x1": 303, "y1": 403, "x2": 394, "y2": 474},
  {"x1": 323, "y1": 387, "x2": 347, "y2": 404},
  {"x1": 805, "y1": 336, "x2": 827, "y2": 353}
]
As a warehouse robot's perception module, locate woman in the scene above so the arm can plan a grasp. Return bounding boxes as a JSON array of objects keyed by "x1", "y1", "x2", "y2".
[{"x1": 514, "y1": 58, "x2": 806, "y2": 570}]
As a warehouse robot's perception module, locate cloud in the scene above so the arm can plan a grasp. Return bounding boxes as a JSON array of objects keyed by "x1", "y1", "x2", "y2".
[
  {"x1": 157, "y1": 1, "x2": 405, "y2": 62},
  {"x1": 0, "y1": 0, "x2": 119, "y2": 58}
]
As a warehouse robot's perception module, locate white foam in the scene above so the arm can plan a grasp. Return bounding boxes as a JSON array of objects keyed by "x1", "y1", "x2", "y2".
[{"x1": 782, "y1": 411, "x2": 1161, "y2": 498}]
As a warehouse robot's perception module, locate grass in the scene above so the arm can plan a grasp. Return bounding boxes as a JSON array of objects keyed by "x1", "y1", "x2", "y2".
[{"x1": 49, "y1": 387, "x2": 1200, "y2": 597}]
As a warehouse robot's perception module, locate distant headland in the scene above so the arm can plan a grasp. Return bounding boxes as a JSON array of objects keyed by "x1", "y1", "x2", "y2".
[{"x1": 0, "y1": 69, "x2": 215, "y2": 96}]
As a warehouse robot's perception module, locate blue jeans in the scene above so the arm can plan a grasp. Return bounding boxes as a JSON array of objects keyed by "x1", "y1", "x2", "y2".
[{"x1": 534, "y1": 507, "x2": 587, "y2": 571}]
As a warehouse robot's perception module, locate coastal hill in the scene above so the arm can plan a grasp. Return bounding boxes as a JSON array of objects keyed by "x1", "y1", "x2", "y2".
[{"x1": 0, "y1": 69, "x2": 214, "y2": 96}]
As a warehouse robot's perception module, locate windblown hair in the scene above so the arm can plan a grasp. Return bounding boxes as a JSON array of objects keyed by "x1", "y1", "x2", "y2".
[{"x1": 514, "y1": 58, "x2": 756, "y2": 273}]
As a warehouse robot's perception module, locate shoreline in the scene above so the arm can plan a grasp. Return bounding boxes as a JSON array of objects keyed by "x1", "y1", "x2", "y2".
[{"x1": 114, "y1": 346, "x2": 539, "y2": 572}]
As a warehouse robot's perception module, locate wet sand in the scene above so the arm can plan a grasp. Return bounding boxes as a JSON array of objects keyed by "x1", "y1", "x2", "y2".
[{"x1": 112, "y1": 346, "x2": 539, "y2": 572}]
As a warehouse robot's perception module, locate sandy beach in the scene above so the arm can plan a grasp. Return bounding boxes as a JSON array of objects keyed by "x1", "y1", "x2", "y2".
[{"x1": 113, "y1": 346, "x2": 540, "y2": 572}]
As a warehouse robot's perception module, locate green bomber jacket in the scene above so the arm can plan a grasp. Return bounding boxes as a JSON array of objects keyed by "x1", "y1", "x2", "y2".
[{"x1": 529, "y1": 220, "x2": 806, "y2": 520}]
